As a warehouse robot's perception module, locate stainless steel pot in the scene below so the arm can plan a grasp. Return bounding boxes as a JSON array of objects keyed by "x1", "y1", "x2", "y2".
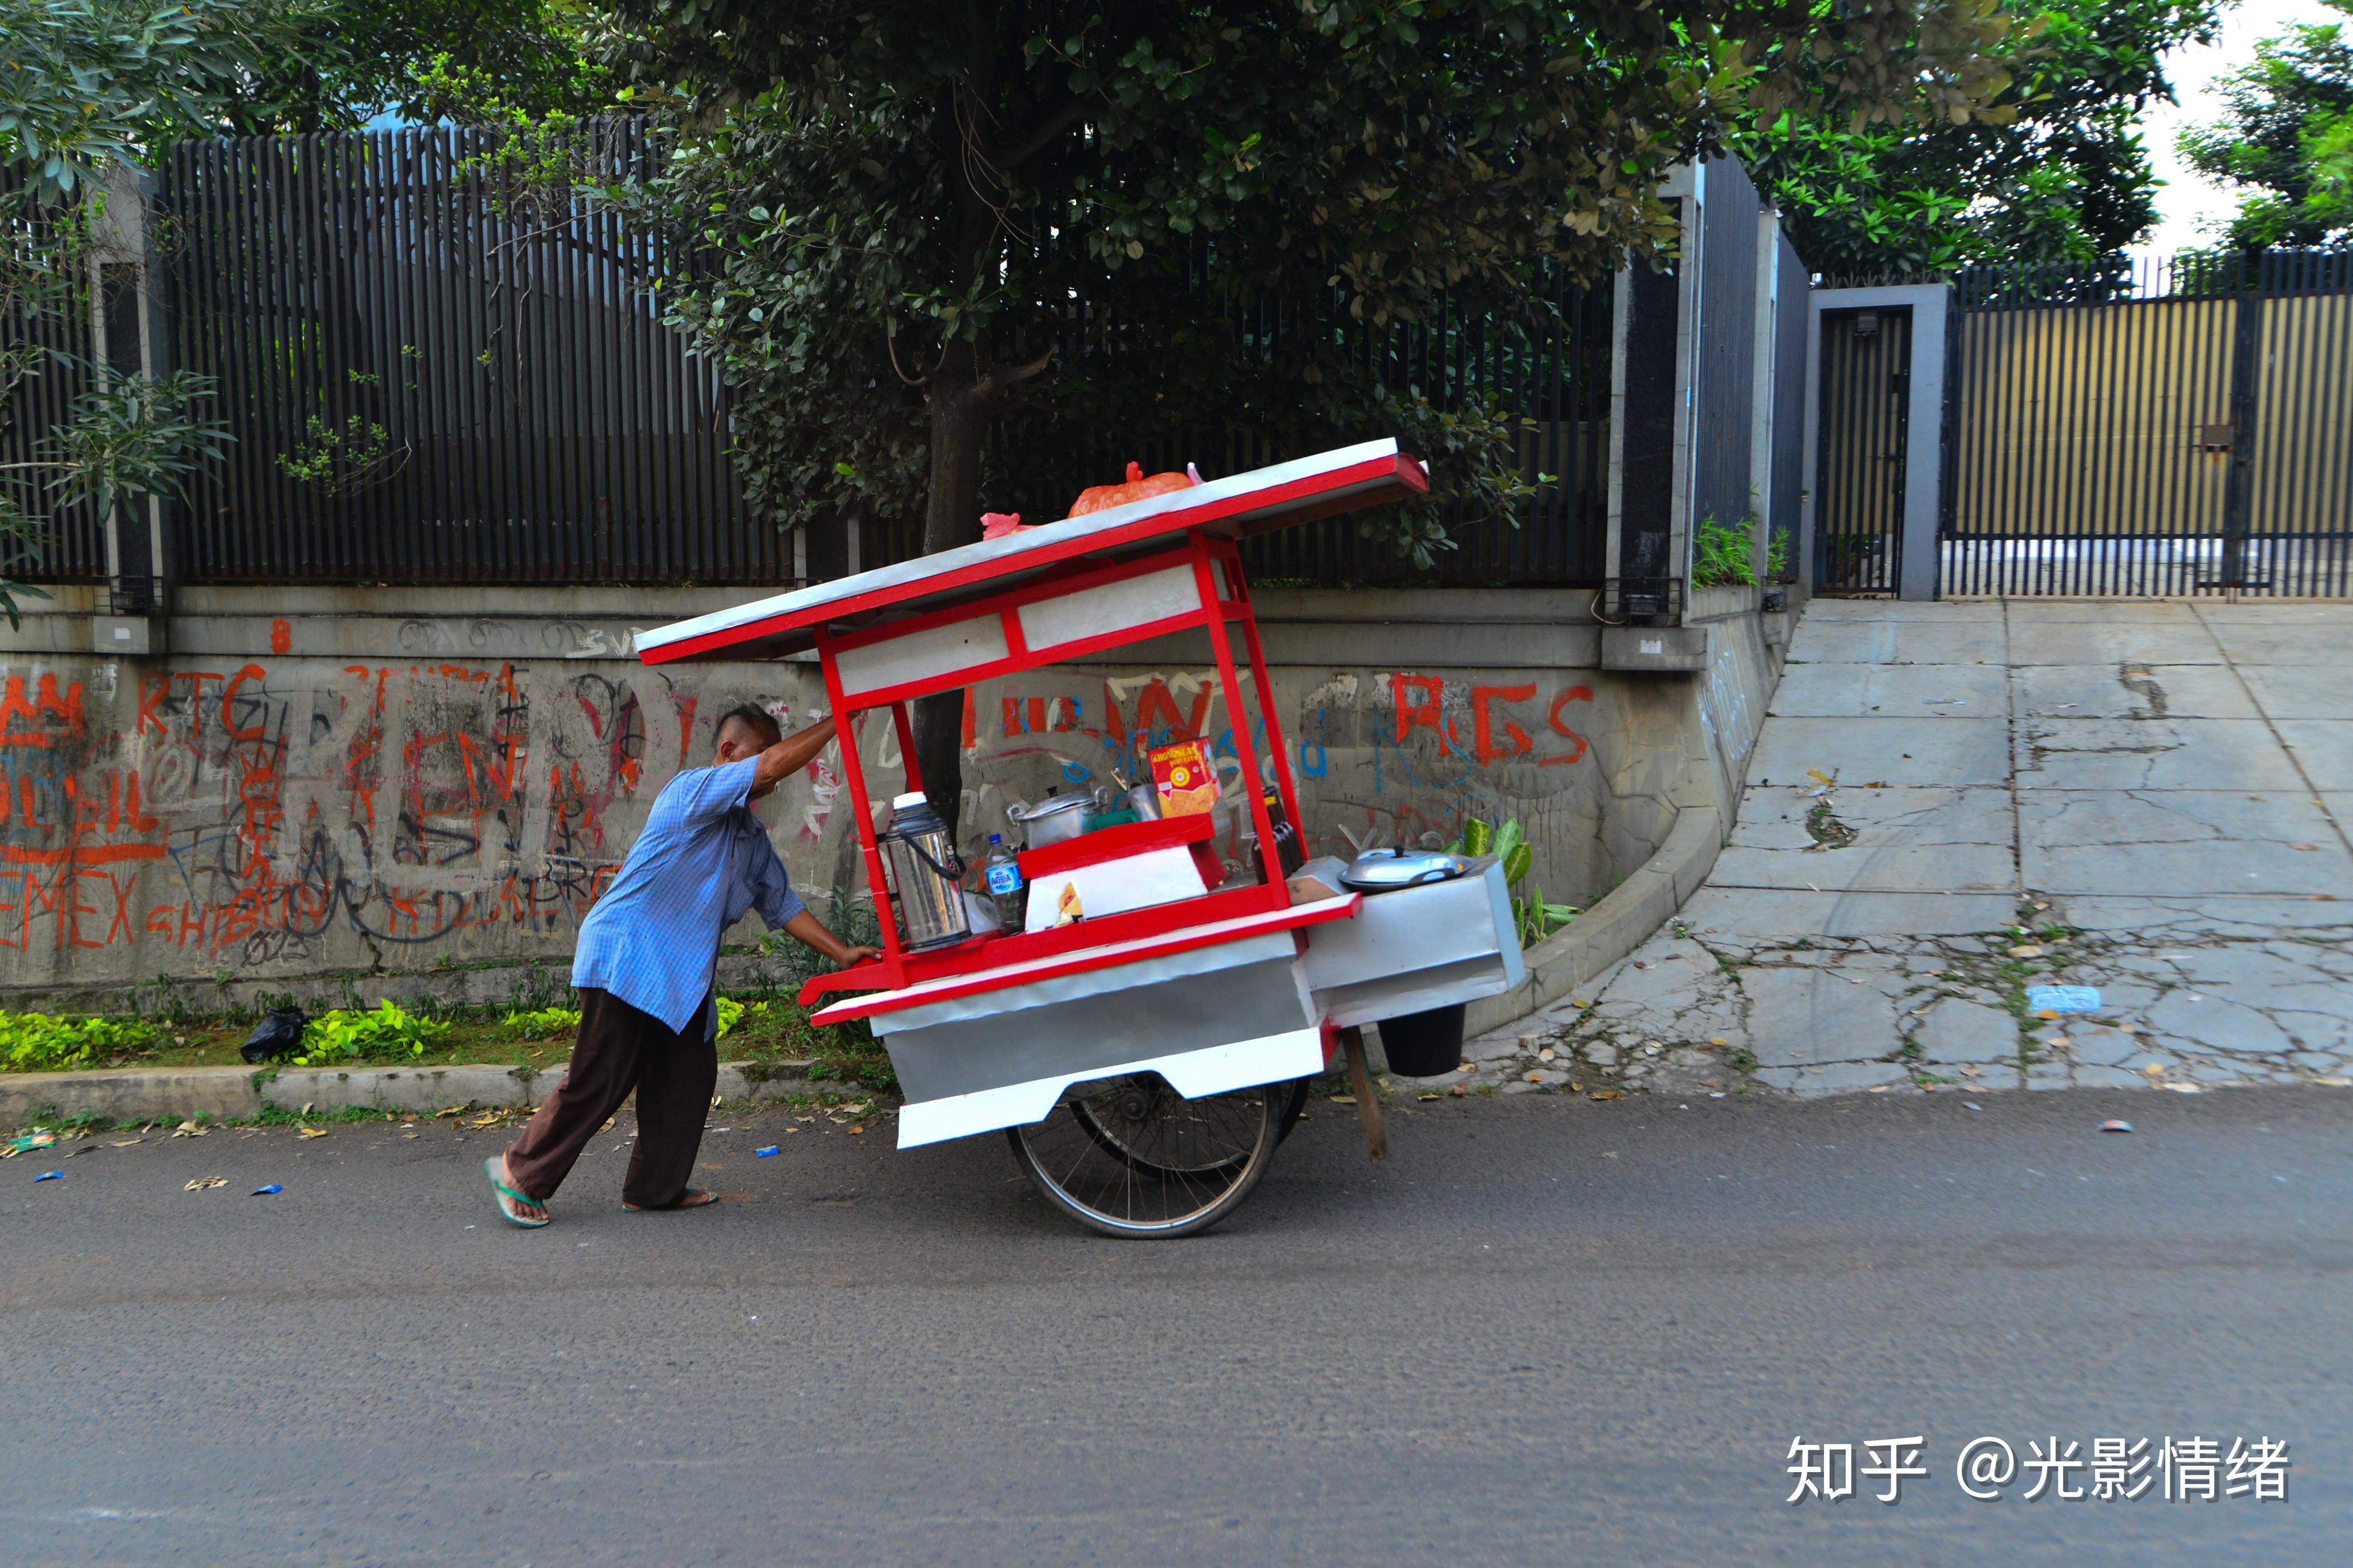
[{"x1": 1006, "y1": 791, "x2": 1095, "y2": 849}]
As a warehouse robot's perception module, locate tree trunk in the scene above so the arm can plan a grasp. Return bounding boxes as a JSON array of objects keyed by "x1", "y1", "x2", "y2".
[{"x1": 912, "y1": 341, "x2": 989, "y2": 841}]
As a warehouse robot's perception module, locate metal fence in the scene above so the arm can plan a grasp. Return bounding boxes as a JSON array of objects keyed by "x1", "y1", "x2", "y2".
[
  {"x1": 20, "y1": 123, "x2": 1619, "y2": 592},
  {"x1": 0, "y1": 181, "x2": 106, "y2": 581},
  {"x1": 161, "y1": 122, "x2": 781, "y2": 585},
  {"x1": 1941, "y1": 250, "x2": 2353, "y2": 597}
]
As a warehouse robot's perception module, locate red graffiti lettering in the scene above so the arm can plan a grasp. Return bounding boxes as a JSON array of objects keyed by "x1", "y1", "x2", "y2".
[
  {"x1": 1471, "y1": 683, "x2": 1538, "y2": 765},
  {"x1": 1541, "y1": 685, "x2": 1593, "y2": 767},
  {"x1": 0, "y1": 673, "x2": 84, "y2": 747},
  {"x1": 1394, "y1": 674, "x2": 1445, "y2": 745}
]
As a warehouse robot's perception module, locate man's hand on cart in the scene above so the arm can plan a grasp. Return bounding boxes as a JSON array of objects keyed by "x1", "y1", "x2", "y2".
[{"x1": 781, "y1": 908, "x2": 882, "y2": 970}]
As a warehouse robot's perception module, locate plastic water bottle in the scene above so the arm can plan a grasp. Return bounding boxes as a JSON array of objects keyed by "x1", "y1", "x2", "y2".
[{"x1": 981, "y1": 833, "x2": 1026, "y2": 930}]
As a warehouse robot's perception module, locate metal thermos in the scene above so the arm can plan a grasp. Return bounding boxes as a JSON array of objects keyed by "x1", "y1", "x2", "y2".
[{"x1": 880, "y1": 791, "x2": 972, "y2": 949}]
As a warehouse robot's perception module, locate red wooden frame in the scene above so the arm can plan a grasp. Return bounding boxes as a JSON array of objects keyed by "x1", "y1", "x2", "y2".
[{"x1": 778, "y1": 461, "x2": 1416, "y2": 1013}]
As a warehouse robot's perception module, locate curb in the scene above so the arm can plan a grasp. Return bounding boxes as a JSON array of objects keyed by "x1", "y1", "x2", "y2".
[
  {"x1": 2, "y1": 1058, "x2": 817, "y2": 1127},
  {"x1": 1460, "y1": 802, "x2": 1724, "y2": 1041}
]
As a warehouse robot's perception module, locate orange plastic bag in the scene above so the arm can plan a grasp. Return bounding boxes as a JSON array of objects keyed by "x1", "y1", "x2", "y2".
[{"x1": 1067, "y1": 461, "x2": 1197, "y2": 518}]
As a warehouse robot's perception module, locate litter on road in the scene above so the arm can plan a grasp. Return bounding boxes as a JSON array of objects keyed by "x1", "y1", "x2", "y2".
[
  {"x1": 184, "y1": 1177, "x2": 227, "y2": 1191},
  {"x1": 2027, "y1": 984, "x2": 2103, "y2": 1013},
  {"x1": 33, "y1": 1169, "x2": 61, "y2": 1181},
  {"x1": 754, "y1": 1146, "x2": 778, "y2": 1157},
  {"x1": 2099, "y1": 1120, "x2": 2135, "y2": 1134},
  {"x1": 251, "y1": 1184, "x2": 283, "y2": 1195}
]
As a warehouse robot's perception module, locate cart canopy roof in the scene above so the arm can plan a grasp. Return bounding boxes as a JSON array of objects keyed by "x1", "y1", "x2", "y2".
[{"x1": 636, "y1": 438, "x2": 1426, "y2": 665}]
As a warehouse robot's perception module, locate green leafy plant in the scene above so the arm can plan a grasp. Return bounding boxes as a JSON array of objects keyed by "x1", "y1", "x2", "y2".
[
  {"x1": 293, "y1": 1001, "x2": 450, "y2": 1065},
  {"x1": 0, "y1": 1010, "x2": 154, "y2": 1072},
  {"x1": 1449, "y1": 816, "x2": 1577, "y2": 948},
  {"x1": 499, "y1": 1005, "x2": 580, "y2": 1040},
  {"x1": 1689, "y1": 513, "x2": 1758, "y2": 589},
  {"x1": 274, "y1": 412, "x2": 403, "y2": 492},
  {"x1": 715, "y1": 995, "x2": 751, "y2": 1039},
  {"x1": 1766, "y1": 526, "x2": 1792, "y2": 581}
]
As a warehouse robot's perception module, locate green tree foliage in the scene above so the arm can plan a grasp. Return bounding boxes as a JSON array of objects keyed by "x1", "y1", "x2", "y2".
[
  {"x1": 214, "y1": 0, "x2": 614, "y2": 133},
  {"x1": 2179, "y1": 1, "x2": 2353, "y2": 248},
  {"x1": 588, "y1": 1, "x2": 2014, "y2": 815},
  {"x1": 1742, "y1": 0, "x2": 2220, "y2": 276},
  {"x1": 0, "y1": 0, "x2": 257, "y2": 623}
]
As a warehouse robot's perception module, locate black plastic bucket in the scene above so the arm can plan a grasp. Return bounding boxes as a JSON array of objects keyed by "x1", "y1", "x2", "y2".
[{"x1": 1375, "y1": 1003, "x2": 1467, "y2": 1077}]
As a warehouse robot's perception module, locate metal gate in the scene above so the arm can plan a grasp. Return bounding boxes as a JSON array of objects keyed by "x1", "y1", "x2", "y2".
[
  {"x1": 1941, "y1": 253, "x2": 2353, "y2": 597},
  {"x1": 1813, "y1": 306, "x2": 1911, "y2": 593}
]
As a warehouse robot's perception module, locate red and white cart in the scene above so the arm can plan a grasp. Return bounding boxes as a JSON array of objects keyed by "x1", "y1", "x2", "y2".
[{"x1": 638, "y1": 439, "x2": 1525, "y2": 1236}]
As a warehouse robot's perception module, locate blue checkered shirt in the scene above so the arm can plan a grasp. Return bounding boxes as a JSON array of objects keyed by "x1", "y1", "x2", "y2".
[{"x1": 572, "y1": 757, "x2": 805, "y2": 1037}]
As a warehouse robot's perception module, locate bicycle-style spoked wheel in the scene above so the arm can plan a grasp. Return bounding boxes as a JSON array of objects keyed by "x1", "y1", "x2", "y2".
[{"x1": 1008, "y1": 1074, "x2": 1280, "y2": 1238}]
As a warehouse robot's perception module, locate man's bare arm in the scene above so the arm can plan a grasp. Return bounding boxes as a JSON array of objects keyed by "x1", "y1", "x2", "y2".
[
  {"x1": 749, "y1": 717, "x2": 838, "y2": 798},
  {"x1": 782, "y1": 909, "x2": 881, "y2": 968}
]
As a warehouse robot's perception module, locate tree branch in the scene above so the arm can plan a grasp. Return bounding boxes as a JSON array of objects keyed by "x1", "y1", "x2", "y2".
[{"x1": 976, "y1": 345, "x2": 1055, "y2": 399}]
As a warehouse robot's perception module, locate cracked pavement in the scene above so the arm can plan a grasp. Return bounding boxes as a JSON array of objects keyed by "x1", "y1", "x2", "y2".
[{"x1": 1457, "y1": 598, "x2": 2353, "y2": 1101}]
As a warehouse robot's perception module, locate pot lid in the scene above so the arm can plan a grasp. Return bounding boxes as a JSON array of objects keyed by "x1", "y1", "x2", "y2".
[{"x1": 1340, "y1": 846, "x2": 1468, "y2": 891}]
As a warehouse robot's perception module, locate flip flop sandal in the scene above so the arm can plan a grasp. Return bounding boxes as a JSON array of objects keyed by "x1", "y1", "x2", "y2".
[
  {"x1": 484, "y1": 1157, "x2": 550, "y2": 1228},
  {"x1": 622, "y1": 1188, "x2": 719, "y2": 1212}
]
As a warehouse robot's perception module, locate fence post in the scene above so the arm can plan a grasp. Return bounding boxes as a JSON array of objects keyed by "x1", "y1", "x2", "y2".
[
  {"x1": 88, "y1": 163, "x2": 172, "y2": 652},
  {"x1": 2217, "y1": 258, "x2": 2262, "y2": 591}
]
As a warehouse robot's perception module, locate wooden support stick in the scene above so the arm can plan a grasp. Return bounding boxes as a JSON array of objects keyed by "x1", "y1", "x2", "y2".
[{"x1": 1340, "y1": 1025, "x2": 1387, "y2": 1162}]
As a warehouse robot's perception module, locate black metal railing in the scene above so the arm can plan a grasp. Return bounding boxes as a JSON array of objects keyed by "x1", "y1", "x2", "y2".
[{"x1": 161, "y1": 122, "x2": 782, "y2": 586}]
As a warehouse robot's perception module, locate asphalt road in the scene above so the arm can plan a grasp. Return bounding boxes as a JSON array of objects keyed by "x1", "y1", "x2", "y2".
[{"x1": 4, "y1": 1086, "x2": 2348, "y2": 1565}]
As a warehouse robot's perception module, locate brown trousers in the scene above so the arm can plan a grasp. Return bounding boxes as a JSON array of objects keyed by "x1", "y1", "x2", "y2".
[{"x1": 503, "y1": 988, "x2": 715, "y2": 1208}]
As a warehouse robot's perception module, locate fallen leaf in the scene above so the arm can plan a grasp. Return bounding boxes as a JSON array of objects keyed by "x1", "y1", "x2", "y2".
[
  {"x1": 110, "y1": 1138, "x2": 144, "y2": 1148},
  {"x1": 298, "y1": 1127, "x2": 327, "y2": 1140},
  {"x1": 1418, "y1": 1092, "x2": 1441, "y2": 1101},
  {"x1": 2289, "y1": 843, "x2": 2320, "y2": 851},
  {"x1": 846, "y1": 1125, "x2": 866, "y2": 1136},
  {"x1": 2036, "y1": 1008, "x2": 2060, "y2": 1020},
  {"x1": 1806, "y1": 768, "x2": 1835, "y2": 783},
  {"x1": 2011, "y1": 945, "x2": 2043, "y2": 958},
  {"x1": 185, "y1": 1176, "x2": 227, "y2": 1191},
  {"x1": 1537, "y1": 1048, "x2": 1557, "y2": 1063},
  {"x1": 1525, "y1": 1072, "x2": 1544, "y2": 1083},
  {"x1": 2141, "y1": 1064, "x2": 2165, "y2": 1076},
  {"x1": 1588, "y1": 1090, "x2": 1622, "y2": 1101},
  {"x1": 1960, "y1": 1067, "x2": 1982, "y2": 1077},
  {"x1": 1448, "y1": 1084, "x2": 1465, "y2": 1097},
  {"x1": 1708, "y1": 1037, "x2": 1729, "y2": 1047},
  {"x1": 299, "y1": 1102, "x2": 313, "y2": 1117},
  {"x1": 1329, "y1": 1094, "x2": 1356, "y2": 1105}
]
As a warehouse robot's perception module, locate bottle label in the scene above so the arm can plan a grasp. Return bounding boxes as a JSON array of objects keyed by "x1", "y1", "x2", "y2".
[{"x1": 985, "y1": 863, "x2": 1024, "y2": 895}]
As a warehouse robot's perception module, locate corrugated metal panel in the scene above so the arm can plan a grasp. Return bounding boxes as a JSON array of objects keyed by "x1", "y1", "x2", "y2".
[
  {"x1": 1939, "y1": 252, "x2": 2352, "y2": 596},
  {"x1": 162, "y1": 123, "x2": 780, "y2": 585}
]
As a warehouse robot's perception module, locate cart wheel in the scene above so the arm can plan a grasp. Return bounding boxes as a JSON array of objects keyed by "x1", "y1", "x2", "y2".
[{"x1": 1008, "y1": 1074, "x2": 1280, "y2": 1238}]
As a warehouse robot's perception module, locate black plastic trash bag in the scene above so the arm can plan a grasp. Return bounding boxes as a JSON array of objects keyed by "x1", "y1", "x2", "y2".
[{"x1": 241, "y1": 1005, "x2": 308, "y2": 1064}]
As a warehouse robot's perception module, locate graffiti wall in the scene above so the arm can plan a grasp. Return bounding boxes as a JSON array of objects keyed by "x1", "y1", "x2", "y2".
[
  {"x1": 0, "y1": 594, "x2": 1772, "y2": 1003},
  {"x1": 0, "y1": 651, "x2": 874, "y2": 998}
]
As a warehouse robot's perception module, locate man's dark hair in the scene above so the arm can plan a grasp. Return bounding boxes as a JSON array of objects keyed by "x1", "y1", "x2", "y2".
[{"x1": 716, "y1": 702, "x2": 782, "y2": 748}]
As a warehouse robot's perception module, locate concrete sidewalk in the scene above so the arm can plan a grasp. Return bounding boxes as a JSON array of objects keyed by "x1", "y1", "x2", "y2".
[{"x1": 1467, "y1": 598, "x2": 2353, "y2": 1097}]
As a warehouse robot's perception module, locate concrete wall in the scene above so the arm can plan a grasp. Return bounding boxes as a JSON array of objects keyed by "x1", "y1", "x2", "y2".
[{"x1": 0, "y1": 585, "x2": 1783, "y2": 1015}]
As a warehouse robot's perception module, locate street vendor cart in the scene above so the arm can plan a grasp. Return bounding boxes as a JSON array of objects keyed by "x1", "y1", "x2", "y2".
[{"x1": 637, "y1": 438, "x2": 1525, "y2": 1237}]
